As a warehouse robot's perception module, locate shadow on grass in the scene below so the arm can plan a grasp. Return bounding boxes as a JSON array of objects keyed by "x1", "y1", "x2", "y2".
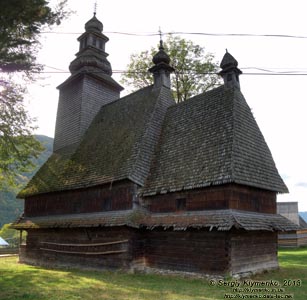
[
  {"x1": 1, "y1": 249, "x2": 307, "y2": 300},
  {"x1": 0, "y1": 257, "x2": 223, "y2": 300}
]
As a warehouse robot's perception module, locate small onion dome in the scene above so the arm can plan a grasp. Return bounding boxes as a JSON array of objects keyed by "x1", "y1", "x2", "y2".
[
  {"x1": 220, "y1": 50, "x2": 238, "y2": 70},
  {"x1": 85, "y1": 15, "x2": 103, "y2": 33},
  {"x1": 152, "y1": 41, "x2": 171, "y2": 65}
]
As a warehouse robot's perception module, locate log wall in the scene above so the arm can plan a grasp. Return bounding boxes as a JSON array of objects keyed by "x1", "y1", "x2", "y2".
[
  {"x1": 278, "y1": 229, "x2": 307, "y2": 247},
  {"x1": 142, "y1": 229, "x2": 229, "y2": 275},
  {"x1": 144, "y1": 184, "x2": 276, "y2": 214},
  {"x1": 20, "y1": 227, "x2": 136, "y2": 269},
  {"x1": 20, "y1": 227, "x2": 279, "y2": 276},
  {"x1": 230, "y1": 230, "x2": 278, "y2": 275},
  {"x1": 25, "y1": 181, "x2": 136, "y2": 217},
  {"x1": 21, "y1": 227, "x2": 230, "y2": 274}
]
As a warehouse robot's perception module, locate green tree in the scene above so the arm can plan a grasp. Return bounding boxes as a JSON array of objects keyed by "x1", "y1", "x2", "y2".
[
  {"x1": 0, "y1": 80, "x2": 44, "y2": 189},
  {"x1": 0, "y1": 223, "x2": 25, "y2": 247},
  {"x1": 0, "y1": 0, "x2": 69, "y2": 189},
  {"x1": 0, "y1": 0, "x2": 69, "y2": 73},
  {"x1": 121, "y1": 35, "x2": 221, "y2": 102}
]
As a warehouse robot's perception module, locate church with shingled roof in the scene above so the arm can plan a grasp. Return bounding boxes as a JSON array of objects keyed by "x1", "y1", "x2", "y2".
[{"x1": 12, "y1": 13, "x2": 297, "y2": 277}]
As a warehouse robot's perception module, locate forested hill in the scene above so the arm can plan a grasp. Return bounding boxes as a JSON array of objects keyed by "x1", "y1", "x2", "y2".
[{"x1": 0, "y1": 135, "x2": 53, "y2": 227}]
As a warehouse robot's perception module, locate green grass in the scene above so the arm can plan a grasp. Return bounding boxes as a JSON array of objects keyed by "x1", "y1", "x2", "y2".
[{"x1": 0, "y1": 248, "x2": 306, "y2": 300}]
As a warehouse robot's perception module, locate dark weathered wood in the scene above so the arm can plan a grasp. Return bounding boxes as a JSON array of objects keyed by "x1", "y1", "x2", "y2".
[
  {"x1": 25, "y1": 181, "x2": 135, "y2": 217},
  {"x1": 230, "y1": 231, "x2": 278, "y2": 274},
  {"x1": 144, "y1": 183, "x2": 276, "y2": 214},
  {"x1": 142, "y1": 229, "x2": 230, "y2": 274},
  {"x1": 40, "y1": 240, "x2": 129, "y2": 247},
  {"x1": 40, "y1": 248, "x2": 127, "y2": 255},
  {"x1": 20, "y1": 180, "x2": 280, "y2": 276},
  {"x1": 20, "y1": 225, "x2": 280, "y2": 276},
  {"x1": 20, "y1": 227, "x2": 134, "y2": 269}
]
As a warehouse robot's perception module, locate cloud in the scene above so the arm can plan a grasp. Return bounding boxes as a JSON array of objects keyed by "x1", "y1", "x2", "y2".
[
  {"x1": 295, "y1": 182, "x2": 307, "y2": 188},
  {"x1": 281, "y1": 174, "x2": 291, "y2": 181}
]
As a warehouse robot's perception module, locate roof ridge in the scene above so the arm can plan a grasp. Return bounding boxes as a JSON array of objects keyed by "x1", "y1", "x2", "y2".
[
  {"x1": 128, "y1": 86, "x2": 173, "y2": 185},
  {"x1": 230, "y1": 88, "x2": 236, "y2": 183},
  {"x1": 231, "y1": 89, "x2": 288, "y2": 193},
  {"x1": 92, "y1": 85, "x2": 154, "y2": 115}
]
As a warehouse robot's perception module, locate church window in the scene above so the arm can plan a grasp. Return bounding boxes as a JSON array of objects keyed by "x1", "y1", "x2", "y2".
[
  {"x1": 103, "y1": 198, "x2": 112, "y2": 211},
  {"x1": 176, "y1": 198, "x2": 186, "y2": 211},
  {"x1": 92, "y1": 36, "x2": 97, "y2": 47}
]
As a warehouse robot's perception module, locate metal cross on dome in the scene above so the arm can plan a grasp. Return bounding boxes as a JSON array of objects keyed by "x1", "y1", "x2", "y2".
[
  {"x1": 94, "y1": 1, "x2": 98, "y2": 16},
  {"x1": 159, "y1": 27, "x2": 164, "y2": 48}
]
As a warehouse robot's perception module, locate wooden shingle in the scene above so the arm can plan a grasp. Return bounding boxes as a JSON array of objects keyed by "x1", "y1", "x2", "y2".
[{"x1": 142, "y1": 86, "x2": 288, "y2": 196}]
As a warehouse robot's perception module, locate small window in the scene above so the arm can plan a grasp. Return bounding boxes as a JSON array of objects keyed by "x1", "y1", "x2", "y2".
[
  {"x1": 176, "y1": 198, "x2": 186, "y2": 211},
  {"x1": 103, "y1": 198, "x2": 112, "y2": 211},
  {"x1": 73, "y1": 200, "x2": 81, "y2": 213},
  {"x1": 80, "y1": 37, "x2": 88, "y2": 51},
  {"x1": 92, "y1": 36, "x2": 97, "y2": 47},
  {"x1": 99, "y1": 39, "x2": 103, "y2": 50}
]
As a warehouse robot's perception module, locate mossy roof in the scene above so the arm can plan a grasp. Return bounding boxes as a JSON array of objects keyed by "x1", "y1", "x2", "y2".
[
  {"x1": 19, "y1": 85, "x2": 174, "y2": 198},
  {"x1": 19, "y1": 84, "x2": 287, "y2": 198},
  {"x1": 142, "y1": 86, "x2": 288, "y2": 196}
]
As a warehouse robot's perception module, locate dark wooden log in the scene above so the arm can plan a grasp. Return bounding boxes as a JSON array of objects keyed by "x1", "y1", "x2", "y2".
[
  {"x1": 144, "y1": 183, "x2": 276, "y2": 214},
  {"x1": 25, "y1": 181, "x2": 135, "y2": 217}
]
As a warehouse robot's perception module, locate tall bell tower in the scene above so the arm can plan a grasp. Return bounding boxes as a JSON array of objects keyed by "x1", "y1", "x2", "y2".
[{"x1": 53, "y1": 14, "x2": 123, "y2": 153}]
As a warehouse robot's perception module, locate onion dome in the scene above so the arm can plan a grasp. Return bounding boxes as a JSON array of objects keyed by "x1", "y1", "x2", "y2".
[
  {"x1": 219, "y1": 50, "x2": 242, "y2": 90},
  {"x1": 85, "y1": 15, "x2": 103, "y2": 33},
  {"x1": 152, "y1": 40, "x2": 171, "y2": 65},
  {"x1": 220, "y1": 49, "x2": 238, "y2": 70},
  {"x1": 149, "y1": 39, "x2": 174, "y2": 88},
  {"x1": 68, "y1": 13, "x2": 113, "y2": 76}
]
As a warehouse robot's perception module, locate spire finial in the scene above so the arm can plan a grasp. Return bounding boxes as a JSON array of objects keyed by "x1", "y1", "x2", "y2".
[
  {"x1": 149, "y1": 30, "x2": 174, "y2": 89},
  {"x1": 159, "y1": 27, "x2": 163, "y2": 49},
  {"x1": 94, "y1": 1, "x2": 97, "y2": 16},
  {"x1": 219, "y1": 51, "x2": 242, "y2": 90}
]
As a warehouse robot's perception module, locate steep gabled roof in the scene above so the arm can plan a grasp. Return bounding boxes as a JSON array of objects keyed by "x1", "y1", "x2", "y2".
[
  {"x1": 20, "y1": 79, "x2": 287, "y2": 198},
  {"x1": 142, "y1": 86, "x2": 288, "y2": 196},
  {"x1": 19, "y1": 85, "x2": 174, "y2": 198}
]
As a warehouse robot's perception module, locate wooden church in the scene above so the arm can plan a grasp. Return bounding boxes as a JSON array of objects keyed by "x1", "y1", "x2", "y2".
[{"x1": 12, "y1": 14, "x2": 297, "y2": 277}]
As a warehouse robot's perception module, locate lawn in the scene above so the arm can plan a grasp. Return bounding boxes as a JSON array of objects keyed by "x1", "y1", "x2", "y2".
[{"x1": 0, "y1": 248, "x2": 306, "y2": 300}]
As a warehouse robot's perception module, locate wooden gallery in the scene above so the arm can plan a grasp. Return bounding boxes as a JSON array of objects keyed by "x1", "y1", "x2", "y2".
[{"x1": 13, "y1": 14, "x2": 297, "y2": 277}]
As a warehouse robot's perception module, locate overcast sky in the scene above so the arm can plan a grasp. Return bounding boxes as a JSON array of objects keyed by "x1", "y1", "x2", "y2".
[{"x1": 27, "y1": 0, "x2": 307, "y2": 210}]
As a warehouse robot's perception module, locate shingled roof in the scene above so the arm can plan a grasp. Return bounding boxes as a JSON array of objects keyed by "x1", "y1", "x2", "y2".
[
  {"x1": 20, "y1": 83, "x2": 287, "y2": 198},
  {"x1": 142, "y1": 86, "x2": 288, "y2": 196},
  {"x1": 12, "y1": 209, "x2": 297, "y2": 232},
  {"x1": 139, "y1": 210, "x2": 298, "y2": 231},
  {"x1": 19, "y1": 85, "x2": 174, "y2": 197}
]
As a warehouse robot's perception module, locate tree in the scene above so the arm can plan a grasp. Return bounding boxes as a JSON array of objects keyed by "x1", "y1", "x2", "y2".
[
  {"x1": 0, "y1": 223, "x2": 25, "y2": 247},
  {"x1": 121, "y1": 35, "x2": 221, "y2": 102},
  {"x1": 0, "y1": 80, "x2": 44, "y2": 189},
  {"x1": 0, "y1": 0, "x2": 69, "y2": 73},
  {"x1": 0, "y1": 0, "x2": 69, "y2": 189}
]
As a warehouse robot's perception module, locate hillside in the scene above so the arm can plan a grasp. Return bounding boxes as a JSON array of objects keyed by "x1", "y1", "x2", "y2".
[
  {"x1": 299, "y1": 212, "x2": 307, "y2": 223},
  {"x1": 0, "y1": 135, "x2": 53, "y2": 227}
]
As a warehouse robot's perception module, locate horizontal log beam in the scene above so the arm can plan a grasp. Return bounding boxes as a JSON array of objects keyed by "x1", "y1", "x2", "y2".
[
  {"x1": 40, "y1": 248, "x2": 127, "y2": 255},
  {"x1": 40, "y1": 239, "x2": 129, "y2": 247}
]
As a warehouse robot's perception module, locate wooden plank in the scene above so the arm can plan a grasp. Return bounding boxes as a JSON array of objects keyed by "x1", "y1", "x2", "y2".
[
  {"x1": 40, "y1": 248, "x2": 127, "y2": 255},
  {"x1": 40, "y1": 239, "x2": 128, "y2": 247}
]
